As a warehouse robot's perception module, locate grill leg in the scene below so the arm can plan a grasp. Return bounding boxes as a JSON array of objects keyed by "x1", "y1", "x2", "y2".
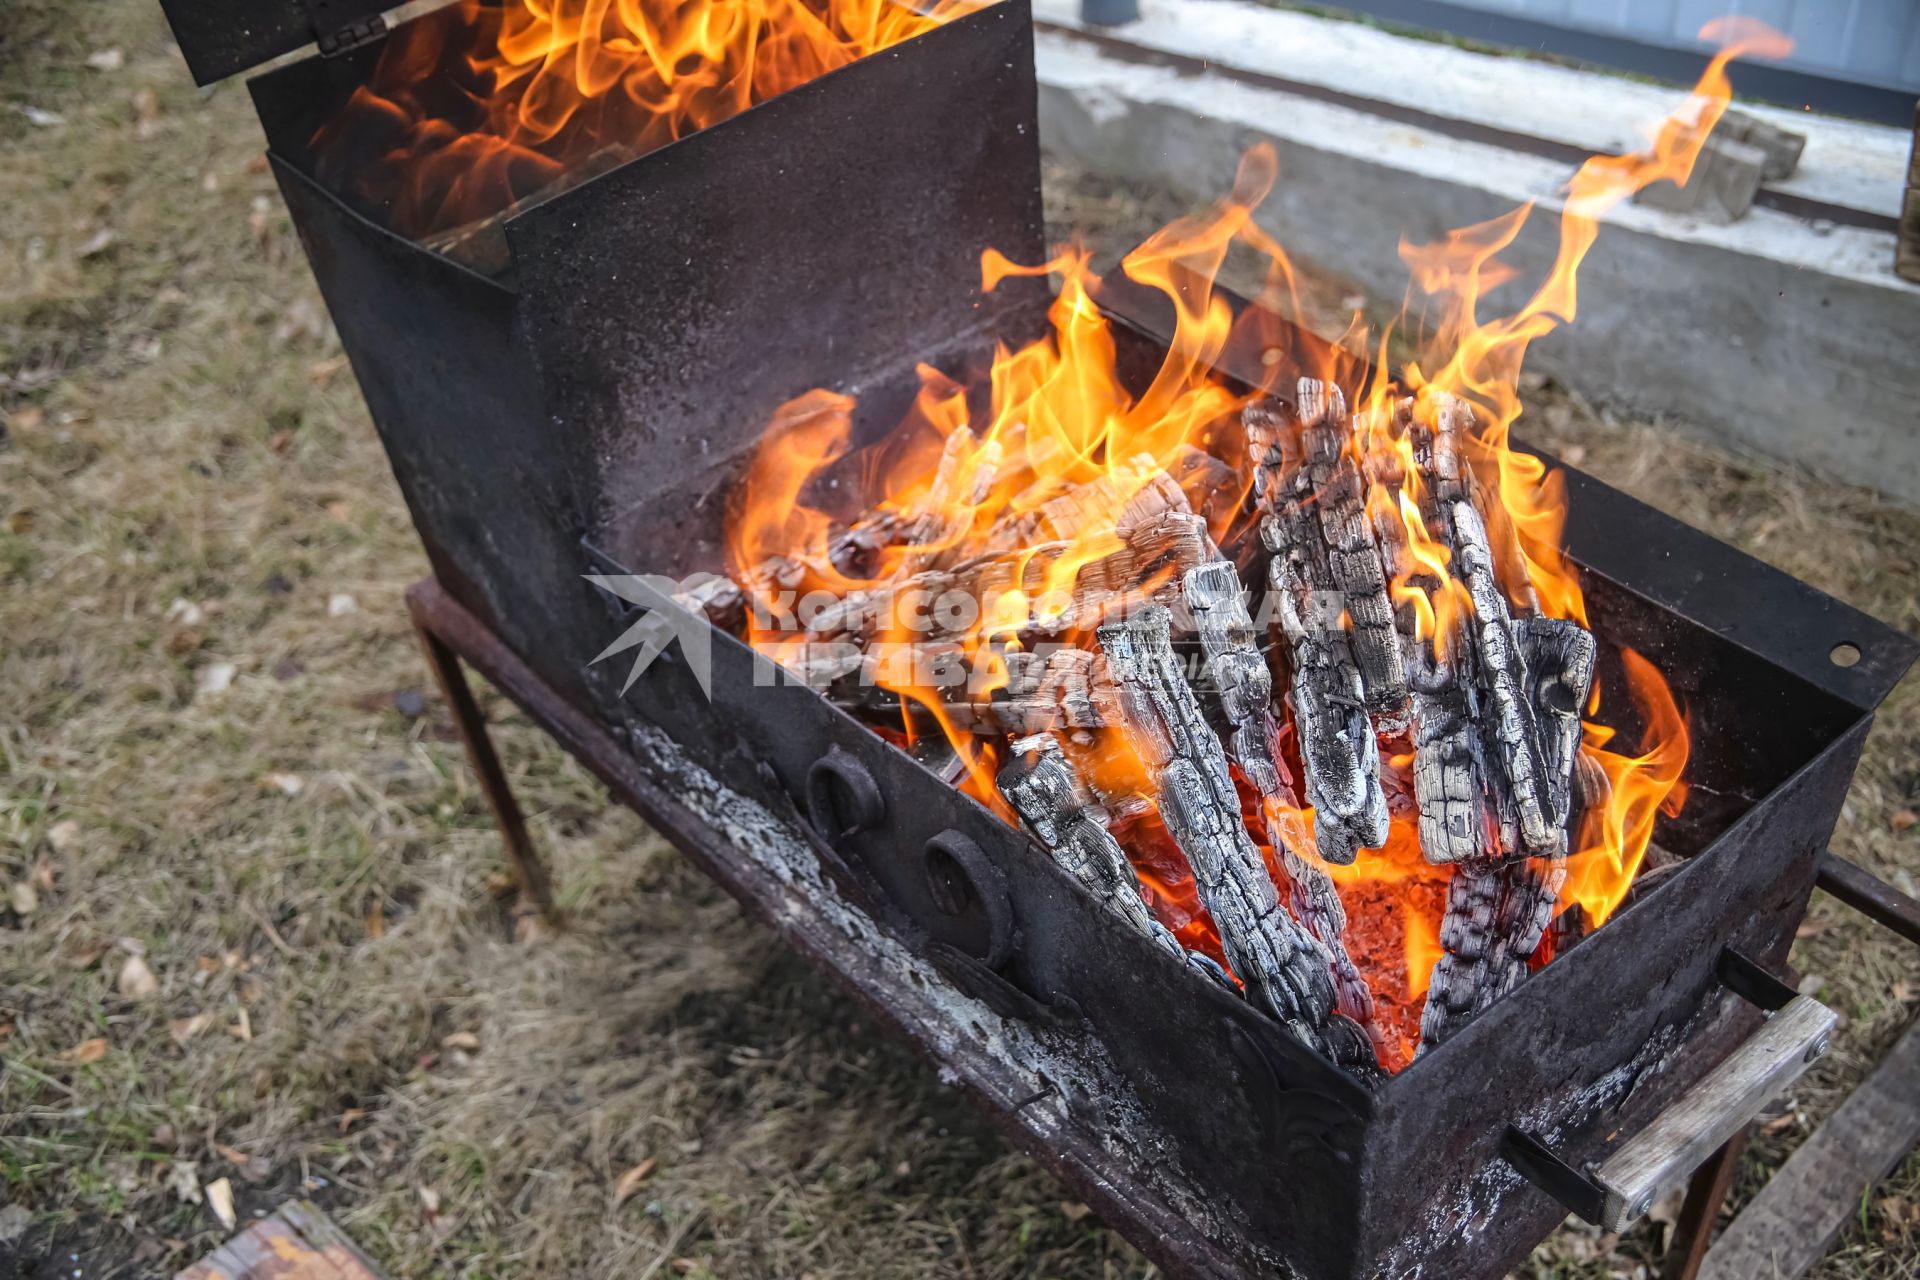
[
  {"x1": 413, "y1": 617, "x2": 557, "y2": 919},
  {"x1": 1660, "y1": 1125, "x2": 1749, "y2": 1280}
]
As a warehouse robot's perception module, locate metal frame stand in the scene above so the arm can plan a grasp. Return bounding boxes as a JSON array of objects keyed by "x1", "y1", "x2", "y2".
[{"x1": 411, "y1": 590, "x2": 555, "y2": 919}]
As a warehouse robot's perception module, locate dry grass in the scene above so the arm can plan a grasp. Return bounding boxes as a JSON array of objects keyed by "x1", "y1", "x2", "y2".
[{"x1": 0, "y1": 5, "x2": 1915, "y2": 1277}]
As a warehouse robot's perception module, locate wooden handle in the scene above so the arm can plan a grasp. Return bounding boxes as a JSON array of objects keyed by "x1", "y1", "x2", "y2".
[{"x1": 1593, "y1": 994, "x2": 1836, "y2": 1230}]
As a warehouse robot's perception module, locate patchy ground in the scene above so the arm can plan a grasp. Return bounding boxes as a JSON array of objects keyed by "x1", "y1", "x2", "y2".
[{"x1": 1, "y1": 2, "x2": 1916, "y2": 1277}]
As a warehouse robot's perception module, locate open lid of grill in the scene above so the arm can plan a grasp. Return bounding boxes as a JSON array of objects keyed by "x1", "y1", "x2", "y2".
[{"x1": 156, "y1": 0, "x2": 402, "y2": 85}]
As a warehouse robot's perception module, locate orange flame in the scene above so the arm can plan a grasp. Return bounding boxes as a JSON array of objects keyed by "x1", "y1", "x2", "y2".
[
  {"x1": 721, "y1": 23, "x2": 1778, "y2": 1061},
  {"x1": 312, "y1": 0, "x2": 974, "y2": 237},
  {"x1": 1563, "y1": 649, "x2": 1692, "y2": 921}
]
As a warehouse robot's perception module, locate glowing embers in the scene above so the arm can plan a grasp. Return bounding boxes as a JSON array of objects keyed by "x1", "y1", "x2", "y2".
[{"x1": 310, "y1": 0, "x2": 978, "y2": 244}]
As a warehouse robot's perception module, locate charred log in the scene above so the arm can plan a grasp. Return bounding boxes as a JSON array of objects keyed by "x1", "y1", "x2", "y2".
[
  {"x1": 1098, "y1": 605, "x2": 1374, "y2": 1070},
  {"x1": 1182, "y1": 557, "x2": 1383, "y2": 1046},
  {"x1": 1418, "y1": 853, "x2": 1566, "y2": 1049},
  {"x1": 998, "y1": 732, "x2": 1195, "y2": 966},
  {"x1": 1246, "y1": 388, "x2": 1394, "y2": 865}
]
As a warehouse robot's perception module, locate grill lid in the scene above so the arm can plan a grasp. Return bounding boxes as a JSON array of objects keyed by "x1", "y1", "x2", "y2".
[{"x1": 157, "y1": 0, "x2": 398, "y2": 85}]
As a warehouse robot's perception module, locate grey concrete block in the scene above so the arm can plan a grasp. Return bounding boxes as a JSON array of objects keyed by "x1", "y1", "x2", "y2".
[
  {"x1": 1632, "y1": 137, "x2": 1767, "y2": 223},
  {"x1": 1717, "y1": 109, "x2": 1807, "y2": 182}
]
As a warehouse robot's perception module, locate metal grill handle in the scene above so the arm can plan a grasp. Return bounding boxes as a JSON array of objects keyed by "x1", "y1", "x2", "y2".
[
  {"x1": 1591, "y1": 993, "x2": 1835, "y2": 1229},
  {"x1": 1503, "y1": 948, "x2": 1837, "y2": 1230}
]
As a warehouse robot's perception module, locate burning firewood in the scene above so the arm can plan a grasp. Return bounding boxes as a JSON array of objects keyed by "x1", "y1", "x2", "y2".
[
  {"x1": 895, "y1": 428, "x2": 1005, "y2": 578},
  {"x1": 933, "y1": 645, "x2": 1117, "y2": 736},
  {"x1": 998, "y1": 732, "x2": 1237, "y2": 995},
  {"x1": 1419, "y1": 854, "x2": 1567, "y2": 1046},
  {"x1": 1097, "y1": 605, "x2": 1375, "y2": 1071},
  {"x1": 1181, "y1": 557, "x2": 1383, "y2": 1049},
  {"x1": 1356, "y1": 391, "x2": 1597, "y2": 1048},
  {"x1": 796, "y1": 506, "x2": 1211, "y2": 662},
  {"x1": 1245, "y1": 385, "x2": 1394, "y2": 865}
]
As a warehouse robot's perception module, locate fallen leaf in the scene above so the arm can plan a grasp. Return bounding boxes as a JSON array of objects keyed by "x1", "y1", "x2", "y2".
[
  {"x1": 418, "y1": 1186, "x2": 441, "y2": 1216},
  {"x1": 6, "y1": 510, "x2": 34, "y2": 534},
  {"x1": 327, "y1": 593, "x2": 358, "y2": 618},
  {"x1": 85, "y1": 48, "x2": 125, "y2": 70},
  {"x1": 66, "y1": 941, "x2": 108, "y2": 970},
  {"x1": 441, "y1": 1031, "x2": 480, "y2": 1052},
  {"x1": 31, "y1": 857, "x2": 54, "y2": 891},
  {"x1": 670, "y1": 1260, "x2": 696, "y2": 1276},
  {"x1": 0, "y1": 1203, "x2": 30, "y2": 1244},
  {"x1": 1059, "y1": 1201, "x2": 1092, "y2": 1222},
  {"x1": 167, "y1": 628, "x2": 204, "y2": 657},
  {"x1": 9, "y1": 881, "x2": 38, "y2": 916},
  {"x1": 63, "y1": 1037, "x2": 108, "y2": 1064},
  {"x1": 338, "y1": 1108, "x2": 367, "y2": 1135},
  {"x1": 213, "y1": 1143, "x2": 270, "y2": 1183},
  {"x1": 164, "y1": 598, "x2": 205, "y2": 626},
  {"x1": 170, "y1": 1013, "x2": 215, "y2": 1048},
  {"x1": 612, "y1": 1157, "x2": 659, "y2": 1207},
  {"x1": 1893, "y1": 980, "x2": 1917, "y2": 1004},
  {"x1": 0, "y1": 1019, "x2": 14, "y2": 1043},
  {"x1": 228, "y1": 1007, "x2": 252, "y2": 1041},
  {"x1": 7, "y1": 406, "x2": 44, "y2": 434},
  {"x1": 268, "y1": 429, "x2": 295, "y2": 454},
  {"x1": 1761, "y1": 1112, "x2": 1798, "y2": 1136},
  {"x1": 75, "y1": 229, "x2": 117, "y2": 259},
  {"x1": 131, "y1": 87, "x2": 159, "y2": 127},
  {"x1": 322, "y1": 499, "x2": 352, "y2": 521},
  {"x1": 1794, "y1": 920, "x2": 1826, "y2": 939},
  {"x1": 152, "y1": 1122, "x2": 178, "y2": 1151},
  {"x1": 365, "y1": 897, "x2": 385, "y2": 940},
  {"x1": 118, "y1": 954, "x2": 160, "y2": 1000},
  {"x1": 196, "y1": 662, "x2": 237, "y2": 698},
  {"x1": 46, "y1": 819, "x2": 80, "y2": 854},
  {"x1": 204, "y1": 1177, "x2": 236, "y2": 1230},
  {"x1": 1892, "y1": 809, "x2": 1918, "y2": 833},
  {"x1": 261, "y1": 772, "x2": 305, "y2": 796}
]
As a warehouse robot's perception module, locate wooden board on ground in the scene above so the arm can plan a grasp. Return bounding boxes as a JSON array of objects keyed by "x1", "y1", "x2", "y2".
[
  {"x1": 176, "y1": 1199, "x2": 388, "y2": 1280},
  {"x1": 1698, "y1": 1015, "x2": 1920, "y2": 1280}
]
